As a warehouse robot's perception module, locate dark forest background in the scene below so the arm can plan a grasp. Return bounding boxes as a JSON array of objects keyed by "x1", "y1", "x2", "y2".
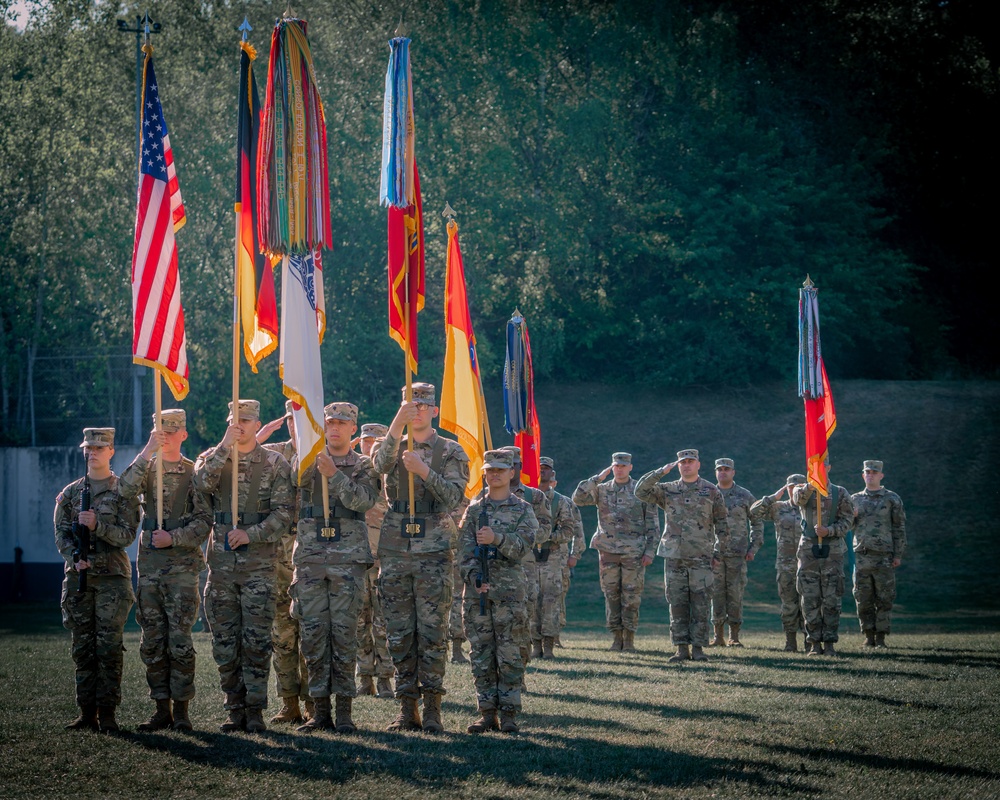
[{"x1": 1, "y1": 0, "x2": 996, "y2": 448}]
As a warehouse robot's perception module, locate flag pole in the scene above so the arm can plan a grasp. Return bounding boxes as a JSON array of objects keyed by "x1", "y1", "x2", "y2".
[
  {"x1": 231, "y1": 193, "x2": 241, "y2": 532},
  {"x1": 154, "y1": 372, "x2": 163, "y2": 530},
  {"x1": 404, "y1": 243, "x2": 416, "y2": 524}
]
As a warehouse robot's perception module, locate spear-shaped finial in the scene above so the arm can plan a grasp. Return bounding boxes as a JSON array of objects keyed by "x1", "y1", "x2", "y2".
[
  {"x1": 142, "y1": 10, "x2": 151, "y2": 42},
  {"x1": 442, "y1": 201, "x2": 457, "y2": 221},
  {"x1": 394, "y1": 14, "x2": 407, "y2": 37},
  {"x1": 239, "y1": 16, "x2": 252, "y2": 42},
  {"x1": 803, "y1": 274, "x2": 815, "y2": 288}
]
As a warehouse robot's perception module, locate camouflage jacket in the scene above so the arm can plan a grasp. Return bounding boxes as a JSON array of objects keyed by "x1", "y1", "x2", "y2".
[
  {"x1": 459, "y1": 493, "x2": 537, "y2": 603},
  {"x1": 718, "y1": 483, "x2": 764, "y2": 559},
  {"x1": 118, "y1": 453, "x2": 212, "y2": 575},
  {"x1": 54, "y1": 474, "x2": 138, "y2": 578},
  {"x1": 293, "y1": 450, "x2": 377, "y2": 566},
  {"x1": 792, "y1": 483, "x2": 854, "y2": 545},
  {"x1": 635, "y1": 471, "x2": 729, "y2": 561},
  {"x1": 851, "y1": 487, "x2": 906, "y2": 559},
  {"x1": 194, "y1": 442, "x2": 293, "y2": 572},
  {"x1": 265, "y1": 440, "x2": 299, "y2": 566},
  {"x1": 572, "y1": 476, "x2": 658, "y2": 559},
  {"x1": 513, "y1": 484, "x2": 550, "y2": 549},
  {"x1": 568, "y1": 504, "x2": 586, "y2": 558},
  {"x1": 545, "y1": 488, "x2": 581, "y2": 551},
  {"x1": 371, "y1": 429, "x2": 470, "y2": 555},
  {"x1": 749, "y1": 495, "x2": 800, "y2": 570}
]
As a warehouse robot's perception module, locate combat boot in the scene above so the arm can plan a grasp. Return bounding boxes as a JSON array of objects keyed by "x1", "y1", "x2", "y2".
[
  {"x1": 690, "y1": 646, "x2": 708, "y2": 662},
  {"x1": 334, "y1": 695, "x2": 356, "y2": 734},
  {"x1": 862, "y1": 630, "x2": 876, "y2": 648},
  {"x1": 875, "y1": 632, "x2": 888, "y2": 649},
  {"x1": 358, "y1": 675, "x2": 376, "y2": 696},
  {"x1": 171, "y1": 700, "x2": 192, "y2": 731},
  {"x1": 806, "y1": 640, "x2": 823, "y2": 656},
  {"x1": 499, "y1": 708, "x2": 519, "y2": 733},
  {"x1": 97, "y1": 705, "x2": 120, "y2": 734},
  {"x1": 467, "y1": 710, "x2": 499, "y2": 733},
  {"x1": 727, "y1": 623, "x2": 743, "y2": 647},
  {"x1": 554, "y1": 634, "x2": 564, "y2": 648},
  {"x1": 245, "y1": 706, "x2": 266, "y2": 733},
  {"x1": 668, "y1": 644, "x2": 690, "y2": 663},
  {"x1": 609, "y1": 630, "x2": 624, "y2": 651},
  {"x1": 269, "y1": 695, "x2": 302, "y2": 725},
  {"x1": 219, "y1": 708, "x2": 246, "y2": 732},
  {"x1": 386, "y1": 696, "x2": 421, "y2": 732},
  {"x1": 297, "y1": 696, "x2": 333, "y2": 731},
  {"x1": 303, "y1": 697, "x2": 315, "y2": 722},
  {"x1": 137, "y1": 698, "x2": 173, "y2": 732},
  {"x1": 784, "y1": 632, "x2": 798, "y2": 652},
  {"x1": 542, "y1": 636, "x2": 556, "y2": 658},
  {"x1": 65, "y1": 704, "x2": 98, "y2": 731},
  {"x1": 710, "y1": 622, "x2": 725, "y2": 647},
  {"x1": 824, "y1": 642, "x2": 838, "y2": 657},
  {"x1": 421, "y1": 692, "x2": 444, "y2": 733},
  {"x1": 377, "y1": 677, "x2": 394, "y2": 699},
  {"x1": 621, "y1": 630, "x2": 636, "y2": 653},
  {"x1": 531, "y1": 639, "x2": 544, "y2": 659},
  {"x1": 451, "y1": 639, "x2": 469, "y2": 664}
]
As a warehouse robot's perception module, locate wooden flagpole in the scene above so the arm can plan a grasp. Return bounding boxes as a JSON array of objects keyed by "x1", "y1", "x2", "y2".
[
  {"x1": 154, "y1": 372, "x2": 163, "y2": 530},
  {"x1": 230, "y1": 213, "x2": 241, "y2": 532}
]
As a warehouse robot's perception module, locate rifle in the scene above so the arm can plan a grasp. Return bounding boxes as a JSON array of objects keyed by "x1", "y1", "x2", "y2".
[
  {"x1": 72, "y1": 469, "x2": 92, "y2": 593},
  {"x1": 474, "y1": 478, "x2": 491, "y2": 615}
]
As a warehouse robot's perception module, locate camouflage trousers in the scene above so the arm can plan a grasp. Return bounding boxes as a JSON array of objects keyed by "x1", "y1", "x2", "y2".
[
  {"x1": 664, "y1": 558, "x2": 713, "y2": 646},
  {"x1": 60, "y1": 573, "x2": 134, "y2": 708},
  {"x1": 291, "y1": 561, "x2": 367, "y2": 698},
  {"x1": 529, "y1": 557, "x2": 564, "y2": 640},
  {"x1": 853, "y1": 554, "x2": 897, "y2": 634},
  {"x1": 449, "y1": 558, "x2": 466, "y2": 641},
  {"x1": 711, "y1": 555, "x2": 748, "y2": 626},
  {"x1": 557, "y1": 551, "x2": 571, "y2": 631},
  {"x1": 776, "y1": 567, "x2": 804, "y2": 633},
  {"x1": 797, "y1": 546, "x2": 845, "y2": 643},
  {"x1": 356, "y1": 563, "x2": 394, "y2": 680},
  {"x1": 135, "y1": 571, "x2": 200, "y2": 701},
  {"x1": 598, "y1": 553, "x2": 646, "y2": 633},
  {"x1": 204, "y1": 568, "x2": 275, "y2": 710},
  {"x1": 378, "y1": 552, "x2": 453, "y2": 699},
  {"x1": 273, "y1": 558, "x2": 308, "y2": 700},
  {"x1": 464, "y1": 595, "x2": 525, "y2": 712},
  {"x1": 518, "y1": 563, "x2": 538, "y2": 665}
]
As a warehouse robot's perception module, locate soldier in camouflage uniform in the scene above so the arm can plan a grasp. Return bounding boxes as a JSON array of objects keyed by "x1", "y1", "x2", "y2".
[
  {"x1": 55, "y1": 427, "x2": 138, "y2": 733},
  {"x1": 257, "y1": 401, "x2": 311, "y2": 725},
  {"x1": 119, "y1": 410, "x2": 211, "y2": 731},
  {"x1": 535, "y1": 456, "x2": 577, "y2": 657},
  {"x1": 792, "y1": 466, "x2": 855, "y2": 656},
  {"x1": 851, "y1": 460, "x2": 906, "y2": 648},
  {"x1": 710, "y1": 458, "x2": 763, "y2": 648},
  {"x1": 355, "y1": 423, "x2": 395, "y2": 698},
  {"x1": 636, "y1": 449, "x2": 729, "y2": 663},
  {"x1": 449, "y1": 495, "x2": 471, "y2": 663},
  {"x1": 750, "y1": 474, "x2": 808, "y2": 651},
  {"x1": 371, "y1": 383, "x2": 469, "y2": 733},
  {"x1": 460, "y1": 449, "x2": 538, "y2": 734},
  {"x1": 559, "y1": 476, "x2": 586, "y2": 643},
  {"x1": 194, "y1": 399, "x2": 293, "y2": 732},
  {"x1": 573, "y1": 453, "x2": 657, "y2": 652},
  {"x1": 293, "y1": 402, "x2": 378, "y2": 733}
]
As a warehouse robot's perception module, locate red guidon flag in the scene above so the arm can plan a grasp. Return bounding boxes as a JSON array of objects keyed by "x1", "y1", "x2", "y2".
[
  {"x1": 387, "y1": 162, "x2": 425, "y2": 374},
  {"x1": 131, "y1": 44, "x2": 189, "y2": 399}
]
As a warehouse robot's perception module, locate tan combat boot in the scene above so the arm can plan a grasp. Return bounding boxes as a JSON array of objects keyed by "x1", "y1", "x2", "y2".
[
  {"x1": 875, "y1": 632, "x2": 888, "y2": 649},
  {"x1": 824, "y1": 642, "x2": 838, "y2": 657},
  {"x1": 421, "y1": 692, "x2": 444, "y2": 733},
  {"x1": 303, "y1": 697, "x2": 315, "y2": 722},
  {"x1": 335, "y1": 695, "x2": 356, "y2": 733},
  {"x1": 245, "y1": 707, "x2": 267, "y2": 733},
  {"x1": 297, "y1": 696, "x2": 333, "y2": 731},
  {"x1": 358, "y1": 675, "x2": 376, "y2": 696},
  {"x1": 554, "y1": 634, "x2": 564, "y2": 648},
  {"x1": 269, "y1": 695, "x2": 302, "y2": 725},
  {"x1": 609, "y1": 630, "x2": 624, "y2": 651},
  {"x1": 97, "y1": 705, "x2": 120, "y2": 734},
  {"x1": 806, "y1": 640, "x2": 823, "y2": 656},
  {"x1": 386, "y1": 696, "x2": 421, "y2": 732},
  {"x1": 668, "y1": 644, "x2": 690, "y2": 663},
  {"x1": 621, "y1": 630, "x2": 636, "y2": 652},
  {"x1": 862, "y1": 630, "x2": 876, "y2": 648},
  {"x1": 784, "y1": 632, "x2": 798, "y2": 652},
  {"x1": 542, "y1": 636, "x2": 556, "y2": 658},
  {"x1": 137, "y1": 698, "x2": 173, "y2": 732},
  {"x1": 451, "y1": 639, "x2": 469, "y2": 664},
  {"x1": 65, "y1": 704, "x2": 98, "y2": 731},
  {"x1": 499, "y1": 708, "x2": 519, "y2": 733},
  {"x1": 710, "y1": 622, "x2": 725, "y2": 647},
  {"x1": 172, "y1": 700, "x2": 192, "y2": 731},
  {"x1": 219, "y1": 707, "x2": 246, "y2": 732},
  {"x1": 691, "y1": 646, "x2": 709, "y2": 662},
  {"x1": 531, "y1": 639, "x2": 544, "y2": 659},
  {"x1": 376, "y1": 677, "x2": 394, "y2": 699},
  {"x1": 467, "y1": 710, "x2": 498, "y2": 733},
  {"x1": 727, "y1": 623, "x2": 743, "y2": 648}
]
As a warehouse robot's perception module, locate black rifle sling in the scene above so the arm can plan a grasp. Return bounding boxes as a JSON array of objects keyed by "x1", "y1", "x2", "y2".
[
  {"x1": 219, "y1": 453, "x2": 267, "y2": 522},
  {"x1": 394, "y1": 435, "x2": 446, "y2": 503}
]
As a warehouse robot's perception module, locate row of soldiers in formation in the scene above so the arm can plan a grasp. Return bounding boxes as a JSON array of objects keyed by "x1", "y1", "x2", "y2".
[{"x1": 54, "y1": 382, "x2": 906, "y2": 736}]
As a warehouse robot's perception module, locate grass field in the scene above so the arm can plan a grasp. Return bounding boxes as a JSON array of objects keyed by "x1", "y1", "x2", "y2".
[{"x1": 2, "y1": 605, "x2": 999, "y2": 800}]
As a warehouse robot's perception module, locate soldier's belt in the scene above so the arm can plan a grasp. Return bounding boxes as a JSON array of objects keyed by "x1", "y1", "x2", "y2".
[
  {"x1": 390, "y1": 500, "x2": 444, "y2": 514},
  {"x1": 301, "y1": 505, "x2": 364, "y2": 521},
  {"x1": 214, "y1": 511, "x2": 266, "y2": 526},
  {"x1": 141, "y1": 518, "x2": 184, "y2": 532}
]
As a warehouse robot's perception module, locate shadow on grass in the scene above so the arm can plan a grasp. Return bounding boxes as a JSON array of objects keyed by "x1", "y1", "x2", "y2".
[{"x1": 704, "y1": 677, "x2": 944, "y2": 711}]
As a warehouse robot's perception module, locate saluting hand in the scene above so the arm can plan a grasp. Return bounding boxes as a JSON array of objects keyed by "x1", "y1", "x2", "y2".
[
  {"x1": 257, "y1": 416, "x2": 286, "y2": 443},
  {"x1": 598, "y1": 466, "x2": 613, "y2": 481},
  {"x1": 662, "y1": 460, "x2": 679, "y2": 474},
  {"x1": 771, "y1": 485, "x2": 788, "y2": 501}
]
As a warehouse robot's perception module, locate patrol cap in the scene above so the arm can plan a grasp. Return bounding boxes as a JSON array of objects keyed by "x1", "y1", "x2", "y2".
[
  {"x1": 786, "y1": 473, "x2": 807, "y2": 486},
  {"x1": 539, "y1": 456, "x2": 555, "y2": 468},
  {"x1": 404, "y1": 382, "x2": 436, "y2": 404},
  {"x1": 324, "y1": 402, "x2": 358, "y2": 423},
  {"x1": 612, "y1": 452, "x2": 632, "y2": 465},
  {"x1": 677, "y1": 449, "x2": 699, "y2": 461},
  {"x1": 715, "y1": 458, "x2": 735, "y2": 469},
  {"x1": 284, "y1": 399, "x2": 295, "y2": 417},
  {"x1": 227, "y1": 399, "x2": 260, "y2": 422},
  {"x1": 80, "y1": 427, "x2": 115, "y2": 448},
  {"x1": 483, "y1": 449, "x2": 515, "y2": 470},
  {"x1": 863, "y1": 460, "x2": 884, "y2": 472},
  {"x1": 360, "y1": 423, "x2": 388, "y2": 439},
  {"x1": 156, "y1": 409, "x2": 186, "y2": 432},
  {"x1": 500, "y1": 445, "x2": 522, "y2": 462}
]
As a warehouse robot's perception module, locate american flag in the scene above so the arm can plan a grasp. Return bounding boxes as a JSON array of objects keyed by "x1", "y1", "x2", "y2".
[{"x1": 131, "y1": 47, "x2": 189, "y2": 400}]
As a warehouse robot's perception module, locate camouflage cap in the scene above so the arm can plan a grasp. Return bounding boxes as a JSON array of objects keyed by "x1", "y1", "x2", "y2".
[
  {"x1": 612, "y1": 452, "x2": 632, "y2": 465},
  {"x1": 715, "y1": 457, "x2": 735, "y2": 469},
  {"x1": 483, "y1": 449, "x2": 515, "y2": 470},
  {"x1": 284, "y1": 399, "x2": 295, "y2": 417},
  {"x1": 863, "y1": 460, "x2": 884, "y2": 472},
  {"x1": 786, "y1": 473, "x2": 807, "y2": 486},
  {"x1": 360, "y1": 423, "x2": 388, "y2": 439},
  {"x1": 227, "y1": 399, "x2": 260, "y2": 422},
  {"x1": 677, "y1": 449, "x2": 699, "y2": 461},
  {"x1": 324, "y1": 402, "x2": 358, "y2": 423},
  {"x1": 500, "y1": 445, "x2": 522, "y2": 462},
  {"x1": 80, "y1": 427, "x2": 115, "y2": 448},
  {"x1": 539, "y1": 456, "x2": 555, "y2": 468},
  {"x1": 404, "y1": 382, "x2": 436, "y2": 404},
  {"x1": 156, "y1": 409, "x2": 186, "y2": 432}
]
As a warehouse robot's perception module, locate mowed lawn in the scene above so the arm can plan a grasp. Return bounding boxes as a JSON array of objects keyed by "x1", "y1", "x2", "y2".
[{"x1": 1, "y1": 604, "x2": 998, "y2": 800}]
